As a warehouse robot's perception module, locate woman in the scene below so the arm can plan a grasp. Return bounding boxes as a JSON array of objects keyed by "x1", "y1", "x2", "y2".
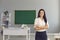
[{"x1": 34, "y1": 9, "x2": 49, "y2": 40}]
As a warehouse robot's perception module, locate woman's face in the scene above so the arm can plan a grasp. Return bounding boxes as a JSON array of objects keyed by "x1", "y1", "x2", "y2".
[{"x1": 40, "y1": 11, "x2": 44, "y2": 17}]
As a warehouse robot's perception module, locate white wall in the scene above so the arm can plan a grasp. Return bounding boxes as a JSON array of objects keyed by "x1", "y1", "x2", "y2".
[
  {"x1": 59, "y1": 0, "x2": 60, "y2": 32},
  {"x1": 0, "y1": 0, "x2": 60, "y2": 33}
]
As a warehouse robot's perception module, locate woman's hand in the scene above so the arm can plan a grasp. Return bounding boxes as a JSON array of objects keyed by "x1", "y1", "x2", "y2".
[{"x1": 44, "y1": 24, "x2": 48, "y2": 29}]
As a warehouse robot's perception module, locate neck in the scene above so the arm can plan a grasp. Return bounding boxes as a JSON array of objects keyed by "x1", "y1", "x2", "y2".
[{"x1": 40, "y1": 17, "x2": 43, "y2": 19}]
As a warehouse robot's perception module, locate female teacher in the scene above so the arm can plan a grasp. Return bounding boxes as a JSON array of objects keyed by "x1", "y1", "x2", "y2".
[{"x1": 34, "y1": 9, "x2": 49, "y2": 40}]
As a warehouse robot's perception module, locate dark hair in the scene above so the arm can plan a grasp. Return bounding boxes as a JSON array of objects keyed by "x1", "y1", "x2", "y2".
[{"x1": 38, "y1": 9, "x2": 47, "y2": 23}]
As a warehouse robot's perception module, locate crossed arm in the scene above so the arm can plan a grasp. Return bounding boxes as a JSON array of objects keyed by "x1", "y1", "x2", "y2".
[{"x1": 34, "y1": 24, "x2": 48, "y2": 30}]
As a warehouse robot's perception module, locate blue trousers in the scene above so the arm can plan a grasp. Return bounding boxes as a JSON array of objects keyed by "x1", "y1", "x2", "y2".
[{"x1": 35, "y1": 31, "x2": 47, "y2": 40}]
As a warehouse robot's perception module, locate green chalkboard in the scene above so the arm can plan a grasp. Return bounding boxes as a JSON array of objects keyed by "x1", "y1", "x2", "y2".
[{"x1": 15, "y1": 10, "x2": 36, "y2": 24}]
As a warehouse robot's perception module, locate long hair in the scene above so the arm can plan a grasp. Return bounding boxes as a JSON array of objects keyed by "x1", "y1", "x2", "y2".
[{"x1": 38, "y1": 9, "x2": 47, "y2": 23}]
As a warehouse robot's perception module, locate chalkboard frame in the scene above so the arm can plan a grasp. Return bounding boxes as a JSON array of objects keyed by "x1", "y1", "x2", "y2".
[{"x1": 15, "y1": 10, "x2": 36, "y2": 24}]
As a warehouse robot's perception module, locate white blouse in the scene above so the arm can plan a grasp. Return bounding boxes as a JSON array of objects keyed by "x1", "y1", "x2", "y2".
[{"x1": 34, "y1": 18, "x2": 49, "y2": 32}]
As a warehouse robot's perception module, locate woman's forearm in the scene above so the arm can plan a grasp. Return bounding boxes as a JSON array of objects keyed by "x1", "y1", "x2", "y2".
[
  {"x1": 34, "y1": 26, "x2": 44, "y2": 30},
  {"x1": 34, "y1": 25, "x2": 48, "y2": 30}
]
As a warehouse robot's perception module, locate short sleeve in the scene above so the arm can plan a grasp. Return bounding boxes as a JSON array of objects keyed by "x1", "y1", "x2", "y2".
[
  {"x1": 34, "y1": 18, "x2": 38, "y2": 28},
  {"x1": 47, "y1": 21, "x2": 49, "y2": 28}
]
